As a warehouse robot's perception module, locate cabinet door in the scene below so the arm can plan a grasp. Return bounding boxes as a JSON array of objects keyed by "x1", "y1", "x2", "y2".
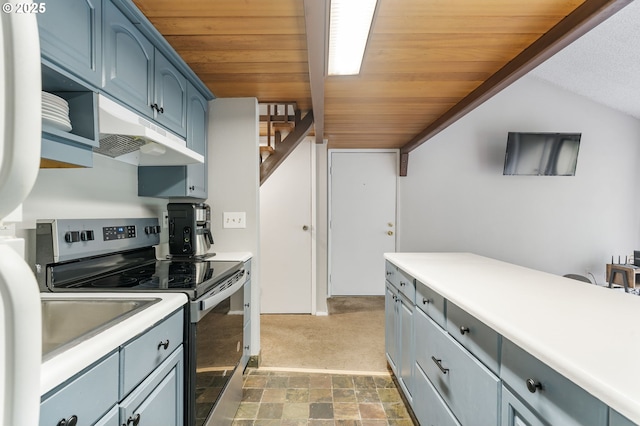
[
  {"x1": 38, "y1": 0, "x2": 102, "y2": 87},
  {"x1": 185, "y1": 82, "x2": 208, "y2": 198},
  {"x1": 398, "y1": 293, "x2": 414, "y2": 400},
  {"x1": 502, "y1": 386, "x2": 547, "y2": 426},
  {"x1": 94, "y1": 406, "x2": 119, "y2": 426},
  {"x1": 153, "y1": 52, "x2": 187, "y2": 137},
  {"x1": 120, "y1": 347, "x2": 184, "y2": 426},
  {"x1": 102, "y1": 0, "x2": 154, "y2": 118},
  {"x1": 610, "y1": 409, "x2": 636, "y2": 426},
  {"x1": 385, "y1": 282, "x2": 398, "y2": 373},
  {"x1": 415, "y1": 309, "x2": 500, "y2": 426}
]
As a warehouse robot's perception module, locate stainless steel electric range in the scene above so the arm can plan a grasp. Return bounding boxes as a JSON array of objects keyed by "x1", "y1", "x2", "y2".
[{"x1": 35, "y1": 218, "x2": 248, "y2": 426}]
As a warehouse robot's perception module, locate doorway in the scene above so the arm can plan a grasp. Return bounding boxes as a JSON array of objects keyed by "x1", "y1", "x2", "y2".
[
  {"x1": 329, "y1": 150, "x2": 398, "y2": 296},
  {"x1": 260, "y1": 140, "x2": 315, "y2": 313}
]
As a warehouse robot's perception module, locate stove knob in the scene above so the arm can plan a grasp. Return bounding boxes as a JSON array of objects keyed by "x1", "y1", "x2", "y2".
[
  {"x1": 80, "y1": 230, "x2": 94, "y2": 241},
  {"x1": 64, "y1": 231, "x2": 80, "y2": 243},
  {"x1": 145, "y1": 226, "x2": 152, "y2": 234},
  {"x1": 154, "y1": 225, "x2": 161, "y2": 234}
]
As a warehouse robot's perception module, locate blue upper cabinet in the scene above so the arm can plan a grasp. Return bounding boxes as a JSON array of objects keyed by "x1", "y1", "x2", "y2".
[
  {"x1": 153, "y1": 53, "x2": 188, "y2": 137},
  {"x1": 102, "y1": 0, "x2": 154, "y2": 119},
  {"x1": 37, "y1": 0, "x2": 102, "y2": 88},
  {"x1": 103, "y1": 0, "x2": 187, "y2": 138}
]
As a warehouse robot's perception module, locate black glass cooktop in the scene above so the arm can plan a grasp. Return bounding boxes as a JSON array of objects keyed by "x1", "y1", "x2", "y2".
[{"x1": 49, "y1": 248, "x2": 242, "y2": 300}]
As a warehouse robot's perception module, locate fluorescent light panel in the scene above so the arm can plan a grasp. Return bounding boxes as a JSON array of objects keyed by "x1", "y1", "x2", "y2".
[{"x1": 328, "y1": 0, "x2": 378, "y2": 76}]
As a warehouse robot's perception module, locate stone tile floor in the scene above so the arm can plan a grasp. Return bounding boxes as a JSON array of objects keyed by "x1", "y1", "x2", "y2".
[{"x1": 232, "y1": 369, "x2": 415, "y2": 425}]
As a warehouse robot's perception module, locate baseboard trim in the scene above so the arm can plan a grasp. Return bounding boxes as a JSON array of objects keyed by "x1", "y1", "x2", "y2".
[
  {"x1": 315, "y1": 311, "x2": 328, "y2": 316},
  {"x1": 253, "y1": 366, "x2": 391, "y2": 376}
]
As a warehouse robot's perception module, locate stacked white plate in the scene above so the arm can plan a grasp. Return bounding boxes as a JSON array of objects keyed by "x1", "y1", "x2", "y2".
[{"x1": 42, "y1": 91, "x2": 72, "y2": 132}]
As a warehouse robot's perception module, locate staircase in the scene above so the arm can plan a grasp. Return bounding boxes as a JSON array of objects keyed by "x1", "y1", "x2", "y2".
[{"x1": 259, "y1": 102, "x2": 314, "y2": 185}]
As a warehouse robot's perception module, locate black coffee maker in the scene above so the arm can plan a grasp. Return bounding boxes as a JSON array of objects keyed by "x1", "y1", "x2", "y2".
[{"x1": 167, "y1": 203, "x2": 214, "y2": 258}]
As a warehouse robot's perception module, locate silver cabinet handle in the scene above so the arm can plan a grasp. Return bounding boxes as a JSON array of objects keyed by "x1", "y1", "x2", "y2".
[
  {"x1": 422, "y1": 297, "x2": 431, "y2": 305},
  {"x1": 526, "y1": 378, "x2": 542, "y2": 393},
  {"x1": 459, "y1": 326, "x2": 470, "y2": 335},
  {"x1": 158, "y1": 340, "x2": 169, "y2": 350},
  {"x1": 302, "y1": 225, "x2": 309, "y2": 231},
  {"x1": 127, "y1": 414, "x2": 141, "y2": 425},
  {"x1": 431, "y1": 356, "x2": 449, "y2": 374}
]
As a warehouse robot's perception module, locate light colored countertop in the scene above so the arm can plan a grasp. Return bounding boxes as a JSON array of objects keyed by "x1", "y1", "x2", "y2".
[
  {"x1": 384, "y1": 252, "x2": 640, "y2": 424},
  {"x1": 40, "y1": 292, "x2": 187, "y2": 396},
  {"x1": 206, "y1": 251, "x2": 252, "y2": 263}
]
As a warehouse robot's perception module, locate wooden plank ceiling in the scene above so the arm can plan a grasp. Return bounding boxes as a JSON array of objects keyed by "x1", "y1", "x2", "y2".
[{"x1": 133, "y1": 0, "x2": 585, "y2": 150}]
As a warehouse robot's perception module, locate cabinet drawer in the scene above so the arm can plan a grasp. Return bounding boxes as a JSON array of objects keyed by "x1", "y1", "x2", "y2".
[
  {"x1": 385, "y1": 261, "x2": 415, "y2": 302},
  {"x1": 446, "y1": 302, "x2": 500, "y2": 374},
  {"x1": 501, "y1": 339, "x2": 607, "y2": 426},
  {"x1": 40, "y1": 352, "x2": 118, "y2": 426},
  {"x1": 413, "y1": 363, "x2": 461, "y2": 426},
  {"x1": 415, "y1": 309, "x2": 500, "y2": 426},
  {"x1": 120, "y1": 309, "x2": 183, "y2": 397},
  {"x1": 415, "y1": 279, "x2": 446, "y2": 328}
]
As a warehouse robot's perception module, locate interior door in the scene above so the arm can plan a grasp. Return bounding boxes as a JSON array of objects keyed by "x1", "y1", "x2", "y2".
[
  {"x1": 330, "y1": 151, "x2": 397, "y2": 295},
  {"x1": 260, "y1": 141, "x2": 313, "y2": 313}
]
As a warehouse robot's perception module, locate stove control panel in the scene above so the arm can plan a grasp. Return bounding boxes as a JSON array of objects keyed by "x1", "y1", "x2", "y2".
[
  {"x1": 103, "y1": 225, "x2": 137, "y2": 241},
  {"x1": 36, "y1": 218, "x2": 161, "y2": 263}
]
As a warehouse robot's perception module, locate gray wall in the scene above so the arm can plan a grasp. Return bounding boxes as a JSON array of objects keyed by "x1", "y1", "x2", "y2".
[
  {"x1": 206, "y1": 97, "x2": 261, "y2": 353},
  {"x1": 397, "y1": 76, "x2": 640, "y2": 283}
]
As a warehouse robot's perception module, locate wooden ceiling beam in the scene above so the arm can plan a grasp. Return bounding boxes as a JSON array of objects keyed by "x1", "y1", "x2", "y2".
[
  {"x1": 303, "y1": 0, "x2": 327, "y2": 144},
  {"x1": 398, "y1": 0, "x2": 634, "y2": 177}
]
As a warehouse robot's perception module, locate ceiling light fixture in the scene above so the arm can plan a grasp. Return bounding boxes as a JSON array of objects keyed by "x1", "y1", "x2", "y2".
[{"x1": 327, "y1": 0, "x2": 378, "y2": 76}]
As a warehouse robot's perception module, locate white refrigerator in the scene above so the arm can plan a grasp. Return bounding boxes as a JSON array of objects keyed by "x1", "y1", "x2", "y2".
[{"x1": 0, "y1": 2, "x2": 43, "y2": 425}]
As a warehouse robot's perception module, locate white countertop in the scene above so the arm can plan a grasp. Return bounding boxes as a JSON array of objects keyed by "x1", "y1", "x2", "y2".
[
  {"x1": 207, "y1": 251, "x2": 252, "y2": 263},
  {"x1": 384, "y1": 252, "x2": 640, "y2": 424},
  {"x1": 40, "y1": 292, "x2": 187, "y2": 396}
]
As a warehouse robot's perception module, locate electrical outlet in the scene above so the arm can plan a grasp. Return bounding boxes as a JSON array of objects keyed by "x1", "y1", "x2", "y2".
[
  {"x1": 163, "y1": 211, "x2": 169, "y2": 228},
  {"x1": 223, "y1": 212, "x2": 246, "y2": 229}
]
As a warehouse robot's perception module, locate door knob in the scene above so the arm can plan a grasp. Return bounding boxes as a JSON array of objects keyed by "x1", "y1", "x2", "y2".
[
  {"x1": 302, "y1": 225, "x2": 309, "y2": 231},
  {"x1": 387, "y1": 231, "x2": 393, "y2": 236}
]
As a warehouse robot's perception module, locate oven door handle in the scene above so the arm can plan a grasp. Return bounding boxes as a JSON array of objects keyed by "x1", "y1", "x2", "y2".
[{"x1": 199, "y1": 269, "x2": 246, "y2": 312}]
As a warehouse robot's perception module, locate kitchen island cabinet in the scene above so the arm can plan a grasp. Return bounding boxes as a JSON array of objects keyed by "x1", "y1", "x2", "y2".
[{"x1": 385, "y1": 252, "x2": 640, "y2": 425}]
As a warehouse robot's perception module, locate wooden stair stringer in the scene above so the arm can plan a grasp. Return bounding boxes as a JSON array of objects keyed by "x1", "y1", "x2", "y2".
[{"x1": 260, "y1": 110, "x2": 314, "y2": 185}]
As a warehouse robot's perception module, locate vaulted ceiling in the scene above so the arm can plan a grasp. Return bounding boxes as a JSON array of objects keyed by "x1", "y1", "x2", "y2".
[{"x1": 132, "y1": 0, "x2": 631, "y2": 167}]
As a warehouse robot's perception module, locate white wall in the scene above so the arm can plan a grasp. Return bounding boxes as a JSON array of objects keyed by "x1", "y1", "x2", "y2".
[
  {"x1": 20, "y1": 155, "x2": 166, "y2": 262},
  {"x1": 398, "y1": 76, "x2": 640, "y2": 282},
  {"x1": 206, "y1": 98, "x2": 261, "y2": 353}
]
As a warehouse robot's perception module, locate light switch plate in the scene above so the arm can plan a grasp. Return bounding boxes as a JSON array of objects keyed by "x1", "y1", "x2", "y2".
[{"x1": 223, "y1": 212, "x2": 246, "y2": 229}]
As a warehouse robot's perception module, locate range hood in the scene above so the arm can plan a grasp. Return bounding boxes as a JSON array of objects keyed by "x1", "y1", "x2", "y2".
[{"x1": 97, "y1": 95, "x2": 204, "y2": 166}]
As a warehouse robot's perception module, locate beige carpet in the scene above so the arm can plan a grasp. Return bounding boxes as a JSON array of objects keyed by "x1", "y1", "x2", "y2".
[{"x1": 259, "y1": 296, "x2": 388, "y2": 373}]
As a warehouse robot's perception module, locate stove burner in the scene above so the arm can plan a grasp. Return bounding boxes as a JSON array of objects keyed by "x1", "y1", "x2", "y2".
[
  {"x1": 137, "y1": 275, "x2": 197, "y2": 289},
  {"x1": 89, "y1": 275, "x2": 139, "y2": 288}
]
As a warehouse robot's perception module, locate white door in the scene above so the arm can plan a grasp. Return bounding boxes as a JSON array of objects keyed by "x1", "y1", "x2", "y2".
[
  {"x1": 260, "y1": 140, "x2": 313, "y2": 313},
  {"x1": 330, "y1": 151, "x2": 397, "y2": 295}
]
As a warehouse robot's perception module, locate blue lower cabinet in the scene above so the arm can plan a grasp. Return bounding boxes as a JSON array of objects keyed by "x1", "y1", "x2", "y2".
[
  {"x1": 413, "y1": 364, "x2": 461, "y2": 426},
  {"x1": 502, "y1": 385, "x2": 547, "y2": 426},
  {"x1": 94, "y1": 406, "x2": 119, "y2": 426},
  {"x1": 119, "y1": 347, "x2": 184, "y2": 426},
  {"x1": 610, "y1": 409, "x2": 636, "y2": 426},
  {"x1": 40, "y1": 352, "x2": 119, "y2": 426}
]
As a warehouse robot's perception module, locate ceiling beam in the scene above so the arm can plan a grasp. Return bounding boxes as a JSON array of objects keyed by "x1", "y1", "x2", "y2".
[
  {"x1": 398, "y1": 0, "x2": 633, "y2": 177},
  {"x1": 303, "y1": 0, "x2": 326, "y2": 144}
]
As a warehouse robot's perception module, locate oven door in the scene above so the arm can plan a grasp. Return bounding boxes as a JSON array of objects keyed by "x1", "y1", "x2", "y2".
[{"x1": 187, "y1": 272, "x2": 247, "y2": 426}]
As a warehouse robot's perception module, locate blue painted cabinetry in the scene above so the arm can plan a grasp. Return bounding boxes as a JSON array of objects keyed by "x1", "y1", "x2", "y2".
[
  {"x1": 37, "y1": 0, "x2": 102, "y2": 88},
  {"x1": 102, "y1": 0, "x2": 187, "y2": 138},
  {"x1": 384, "y1": 262, "x2": 414, "y2": 403},
  {"x1": 138, "y1": 82, "x2": 208, "y2": 198},
  {"x1": 385, "y1": 261, "x2": 619, "y2": 426},
  {"x1": 39, "y1": 309, "x2": 184, "y2": 426}
]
